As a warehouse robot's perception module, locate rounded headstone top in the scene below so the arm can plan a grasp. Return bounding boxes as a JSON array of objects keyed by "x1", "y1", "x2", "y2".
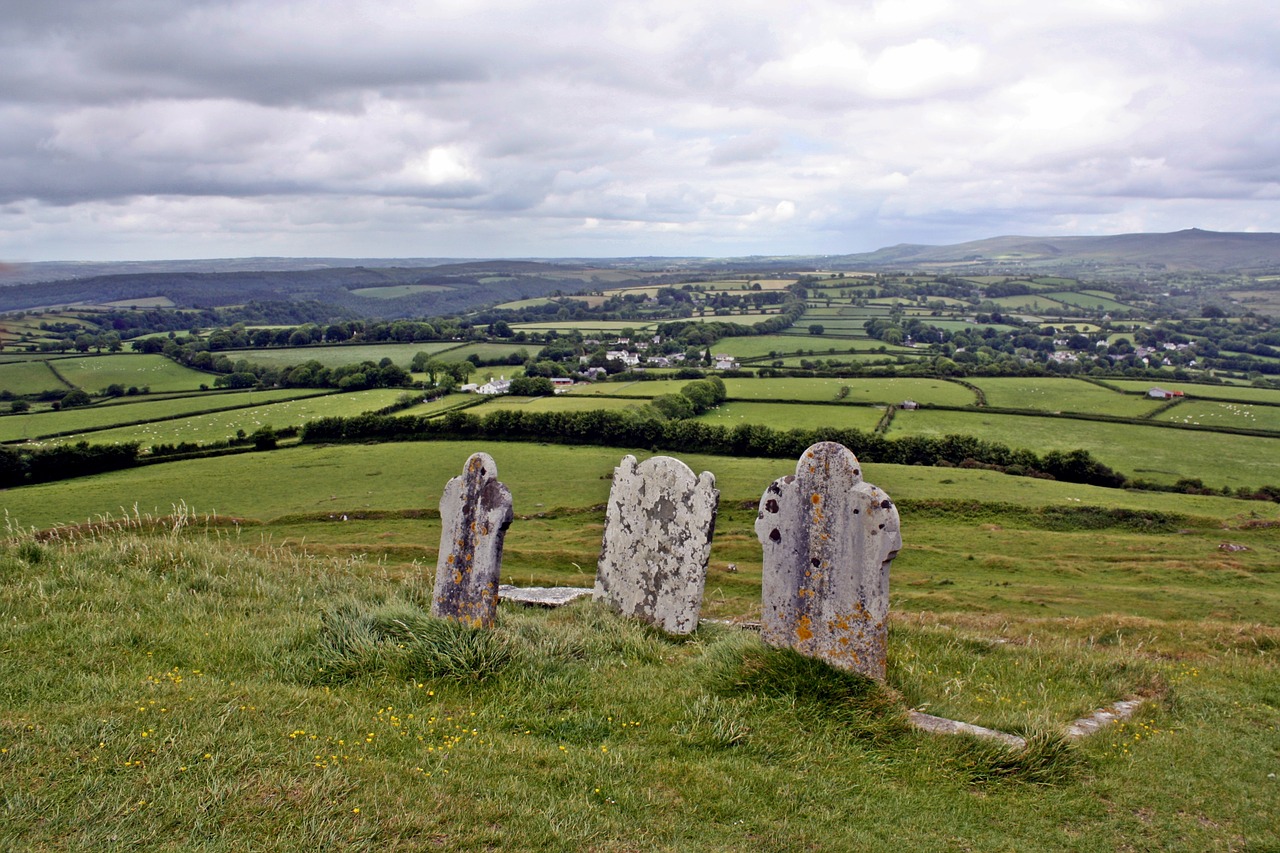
[{"x1": 794, "y1": 441, "x2": 863, "y2": 484}]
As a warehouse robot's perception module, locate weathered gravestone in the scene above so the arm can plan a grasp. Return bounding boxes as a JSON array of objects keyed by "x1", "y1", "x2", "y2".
[
  {"x1": 431, "y1": 452, "x2": 514, "y2": 628},
  {"x1": 594, "y1": 455, "x2": 719, "y2": 635},
  {"x1": 755, "y1": 442, "x2": 901, "y2": 679}
]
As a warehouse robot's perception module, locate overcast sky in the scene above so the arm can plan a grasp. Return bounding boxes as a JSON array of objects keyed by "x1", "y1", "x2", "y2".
[{"x1": 2, "y1": 0, "x2": 1278, "y2": 261}]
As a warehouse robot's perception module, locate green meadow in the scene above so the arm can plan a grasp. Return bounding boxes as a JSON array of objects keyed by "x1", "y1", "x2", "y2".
[
  {"x1": 888, "y1": 408, "x2": 1280, "y2": 488},
  {"x1": 1158, "y1": 399, "x2": 1280, "y2": 432},
  {"x1": 0, "y1": 359, "x2": 66, "y2": 396},
  {"x1": 220, "y1": 342, "x2": 461, "y2": 369},
  {"x1": 968, "y1": 377, "x2": 1166, "y2": 417},
  {"x1": 52, "y1": 354, "x2": 214, "y2": 393},
  {"x1": 0, "y1": 388, "x2": 330, "y2": 442},
  {"x1": 20, "y1": 388, "x2": 412, "y2": 449}
]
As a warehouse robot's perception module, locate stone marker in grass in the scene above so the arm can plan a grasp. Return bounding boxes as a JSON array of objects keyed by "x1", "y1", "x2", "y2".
[
  {"x1": 431, "y1": 452, "x2": 514, "y2": 628},
  {"x1": 594, "y1": 455, "x2": 719, "y2": 635},
  {"x1": 755, "y1": 441, "x2": 901, "y2": 679}
]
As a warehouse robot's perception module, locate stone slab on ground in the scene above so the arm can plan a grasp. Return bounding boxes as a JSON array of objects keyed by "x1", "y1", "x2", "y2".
[{"x1": 499, "y1": 585, "x2": 593, "y2": 608}]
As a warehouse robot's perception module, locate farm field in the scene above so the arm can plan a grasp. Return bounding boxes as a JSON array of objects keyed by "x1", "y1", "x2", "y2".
[
  {"x1": 709, "y1": 335, "x2": 835, "y2": 359},
  {"x1": 4, "y1": 439, "x2": 1272, "y2": 534},
  {"x1": 969, "y1": 377, "x2": 1167, "y2": 417},
  {"x1": 1158, "y1": 400, "x2": 1280, "y2": 432},
  {"x1": 21, "y1": 388, "x2": 411, "y2": 449},
  {"x1": 512, "y1": 320, "x2": 659, "y2": 334},
  {"x1": 347, "y1": 284, "x2": 453, "y2": 298},
  {"x1": 0, "y1": 360, "x2": 65, "y2": 396},
  {"x1": 989, "y1": 294, "x2": 1071, "y2": 313},
  {"x1": 220, "y1": 342, "x2": 460, "y2": 369},
  {"x1": 436, "y1": 342, "x2": 532, "y2": 364},
  {"x1": 887, "y1": 408, "x2": 1280, "y2": 489},
  {"x1": 477, "y1": 395, "x2": 648, "y2": 415},
  {"x1": 0, "y1": 388, "x2": 331, "y2": 443},
  {"x1": 1039, "y1": 291, "x2": 1133, "y2": 312},
  {"x1": 1105, "y1": 380, "x2": 1280, "y2": 404},
  {"x1": 722, "y1": 377, "x2": 975, "y2": 407},
  {"x1": 694, "y1": 401, "x2": 884, "y2": 432},
  {"x1": 52, "y1": 354, "x2": 214, "y2": 393}
]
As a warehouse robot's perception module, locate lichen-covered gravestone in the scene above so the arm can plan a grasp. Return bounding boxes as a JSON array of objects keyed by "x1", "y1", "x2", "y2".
[
  {"x1": 431, "y1": 452, "x2": 514, "y2": 628},
  {"x1": 594, "y1": 455, "x2": 719, "y2": 635},
  {"x1": 755, "y1": 442, "x2": 901, "y2": 679}
]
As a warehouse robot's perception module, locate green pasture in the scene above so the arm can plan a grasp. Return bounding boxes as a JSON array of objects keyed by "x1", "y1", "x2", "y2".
[
  {"x1": 564, "y1": 380, "x2": 672, "y2": 398},
  {"x1": 695, "y1": 401, "x2": 884, "y2": 432},
  {"x1": 1041, "y1": 291, "x2": 1132, "y2": 312},
  {"x1": 492, "y1": 297, "x2": 554, "y2": 310},
  {"x1": 512, "y1": 321, "x2": 659, "y2": 334},
  {"x1": 969, "y1": 378, "x2": 1166, "y2": 417},
  {"x1": 0, "y1": 360, "x2": 66, "y2": 396},
  {"x1": 21, "y1": 388, "x2": 411, "y2": 450},
  {"x1": 989, "y1": 294, "x2": 1071, "y2": 313},
  {"x1": 1159, "y1": 400, "x2": 1280, "y2": 433},
  {"x1": 52, "y1": 354, "x2": 213, "y2": 393},
  {"x1": 918, "y1": 319, "x2": 1021, "y2": 333},
  {"x1": 223, "y1": 342, "x2": 461, "y2": 369},
  {"x1": 0, "y1": 388, "x2": 331, "y2": 443},
  {"x1": 436, "y1": 342, "x2": 533, "y2": 363},
  {"x1": 771, "y1": 353, "x2": 919, "y2": 367},
  {"x1": 347, "y1": 284, "x2": 453, "y2": 298},
  {"x1": 4, "y1": 439, "x2": 1272, "y2": 533},
  {"x1": 2, "y1": 527, "x2": 1276, "y2": 852},
  {"x1": 721, "y1": 377, "x2": 976, "y2": 407},
  {"x1": 476, "y1": 395, "x2": 647, "y2": 416},
  {"x1": 888, "y1": 408, "x2": 1280, "y2": 489},
  {"x1": 706, "y1": 335, "x2": 819, "y2": 359},
  {"x1": 1105, "y1": 380, "x2": 1280, "y2": 404}
]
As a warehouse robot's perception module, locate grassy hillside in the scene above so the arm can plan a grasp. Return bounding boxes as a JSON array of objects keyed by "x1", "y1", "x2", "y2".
[{"x1": 1, "y1": 484, "x2": 1276, "y2": 850}]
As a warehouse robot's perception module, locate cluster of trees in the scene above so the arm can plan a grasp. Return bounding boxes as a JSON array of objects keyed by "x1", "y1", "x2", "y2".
[
  {"x1": 0, "y1": 441, "x2": 140, "y2": 487},
  {"x1": 212, "y1": 358, "x2": 414, "y2": 391}
]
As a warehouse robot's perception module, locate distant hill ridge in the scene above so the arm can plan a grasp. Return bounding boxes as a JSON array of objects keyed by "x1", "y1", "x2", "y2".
[{"x1": 829, "y1": 228, "x2": 1280, "y2": 272}]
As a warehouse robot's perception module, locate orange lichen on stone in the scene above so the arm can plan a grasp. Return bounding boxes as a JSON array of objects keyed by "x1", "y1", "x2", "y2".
[{"x1": 795, "y1": 615, "x2": 814, "y2": 641}]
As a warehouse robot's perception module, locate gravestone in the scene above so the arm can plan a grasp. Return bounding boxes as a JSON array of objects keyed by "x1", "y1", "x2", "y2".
[
  {"x1": 431, "y1": 452, "x2": 514, "y2": 628},
  {"x1": 755, "y1": 442, "x2": 901, "y2": 679},
  {"x1": 594, "y1": 455, "x2": 719, "y2": 635}
]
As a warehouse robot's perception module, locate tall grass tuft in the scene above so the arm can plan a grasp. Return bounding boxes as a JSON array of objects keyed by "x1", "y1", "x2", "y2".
[
  {"x1": 303, "y1": 598, "x2": 515, "y2": 684},
  {"x1": 712, "y1": 641, "x2": 909, "y2": 742},
  {"x1": 949, "y1": 730, "x2": 1080, "y2": 785}
]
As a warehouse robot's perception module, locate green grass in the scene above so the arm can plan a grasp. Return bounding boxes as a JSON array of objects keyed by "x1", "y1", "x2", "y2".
[
  {"x1": 1157, "y1": 400, "x2": 1280, "y2": 432},
  {"x1": 694, "y1": 401, "x2": 885, "y2": 431},
  {"x1": 0, "y1": 388, "x2": 331, "y2": 442},
  {"x1": 347, "y1": 284, "x2": 453, "y2": 298},
  {"x1": 0, "y1": 506, "x2": 1276, "y2": 849},
  {"x1": 435, "y1": 342, "x2": 533, "y2": 363},
  {"x1": 22, "y1": 389, "x2": 413, "y2": 449},
  {"x1": 222, "y1": 343, "x2": 461, "y2": 369},
  {"x1": 0, "y1": 360, "x2": 66, "y2": 396},
  {"x1": 1103, "y1": 380, "x2": 1280, "y2": 404},
  {"x1": 969, "y1": 377, "x2": 1166, "y2": 417},
  {"x1": 888, "y1": 408, "x2": 1280, "y2": 488},
  {"x1": 477, "y1": 396, "x2": 650, "y2": 416},
  {"x1": 52, "y1": 354, "x2": 214, "y2": 393},
  {"x1": 723, "y1": 377, "x2": 976, "y2": 406}
]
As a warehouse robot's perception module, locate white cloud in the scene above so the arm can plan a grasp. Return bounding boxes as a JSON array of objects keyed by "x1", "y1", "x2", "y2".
[{"x1": 0, "y1": 0, "x2": 1277, "y2": 259}]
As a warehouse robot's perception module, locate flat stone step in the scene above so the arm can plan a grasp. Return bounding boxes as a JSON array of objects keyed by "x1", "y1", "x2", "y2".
[{"x1": 499, "y1": 585, "x2": 593, "y2": 608}]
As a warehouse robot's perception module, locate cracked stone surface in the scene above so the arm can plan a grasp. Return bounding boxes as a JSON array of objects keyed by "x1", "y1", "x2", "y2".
[
  {"x1": 755, "y1": 442, "x2": 901, "y2": 679},
  {"x1": 431, "y1": 452, "x2": 513, "y2": 628},
  {"x1": 594, "y1": 455, "x2": 719, "y2": 635}
]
